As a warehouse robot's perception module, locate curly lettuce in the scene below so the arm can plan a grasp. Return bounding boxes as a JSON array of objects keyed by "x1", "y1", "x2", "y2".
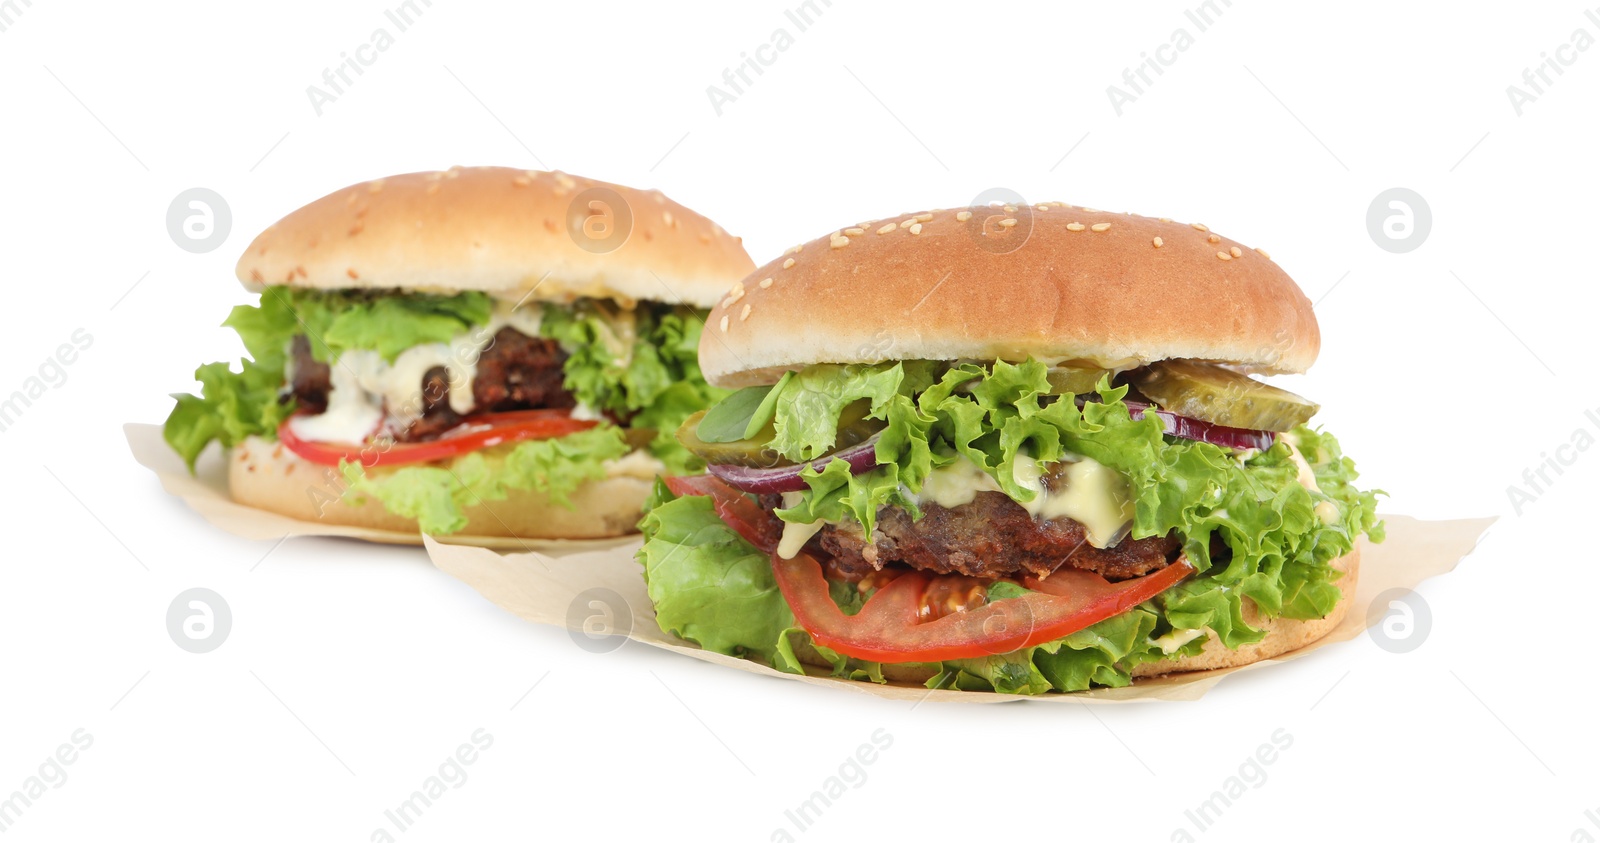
[{"x1": 638, "y1": 360, "x2": 1384, "y2": 693}]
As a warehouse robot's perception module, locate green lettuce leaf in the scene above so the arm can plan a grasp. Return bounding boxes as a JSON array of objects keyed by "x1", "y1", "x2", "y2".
[{"x1": 339, "y1": 426, "x2": 631, "y2": 535}]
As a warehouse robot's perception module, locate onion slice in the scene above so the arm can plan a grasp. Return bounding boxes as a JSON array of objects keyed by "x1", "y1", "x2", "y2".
[
  {"x1": 1108, "y1": 398, "x2": 1276, "y2": 452},
  {"x1": 706, "y1": 434, "x2": 882, "y2": 494}
]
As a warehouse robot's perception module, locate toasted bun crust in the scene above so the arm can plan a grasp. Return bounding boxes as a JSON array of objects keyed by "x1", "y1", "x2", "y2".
[
  {"x1": 228, "y1": 436, "x2": 649, "y2": 540},
  {"x1": 791, "y1": 547, "x2": 1359, "y2": 685},
  {"x1": 701, "y1": 204, "x2": 1318, "y2": 387},
  {"x1": 236, "y1": 167, "x2": 754, "y2": 309}
]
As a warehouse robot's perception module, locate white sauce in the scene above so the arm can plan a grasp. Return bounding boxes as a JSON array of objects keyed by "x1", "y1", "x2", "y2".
[
  {"x1": 1152, "y1": 627, "x2": 1206, "y2": 655},
  {"x1": 290, "y1": 303, "x2": 545, "y2": 443},
  {"x1": 1282, "y1": 435, "x2": 1322, "y2": 494},
  {"x1": 776, "y1": 492, "x2": 823, "y2": 559}
]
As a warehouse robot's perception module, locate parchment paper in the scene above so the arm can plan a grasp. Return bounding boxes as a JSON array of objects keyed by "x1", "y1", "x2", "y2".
[
  {"x1": 125, "y1": 423, "x2": 636, "y2": 553},
  {"x1": 424, "y1": 515, "x2": 1493, "y2": 703}
]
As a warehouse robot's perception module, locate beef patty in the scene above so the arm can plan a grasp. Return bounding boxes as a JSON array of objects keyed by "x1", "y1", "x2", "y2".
[
  {"x1": 286, "y1": 328, "x2": 573, "y2": 441},
  {"x1": 788, "y1": 491, "x2": 1180, "y2": 582}
]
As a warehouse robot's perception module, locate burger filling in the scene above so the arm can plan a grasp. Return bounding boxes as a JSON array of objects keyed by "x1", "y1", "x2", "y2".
[
  {"x1": 639, "y1": 359, "x2": 1383, "y2": 694},
  {"x1": 164, "y1": 286, "x2": 721, "y2": 534}
]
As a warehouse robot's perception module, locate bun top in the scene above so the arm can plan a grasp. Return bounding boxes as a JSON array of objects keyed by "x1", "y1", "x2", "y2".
[
  {"x1": 236, "y1": 167, "x2": 755, "y2": 309},
  {"x1": 699, "y1": 203, "x2": 1320, "y2": 387}
]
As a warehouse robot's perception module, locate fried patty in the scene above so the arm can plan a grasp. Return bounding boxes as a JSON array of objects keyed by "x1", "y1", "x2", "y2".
[
  {"x1": 803, "y1": 491, "x2": 1180, "y2": 582},
  {"x1": 286, "y1": 327, "x2": 574, "y2": 442}
]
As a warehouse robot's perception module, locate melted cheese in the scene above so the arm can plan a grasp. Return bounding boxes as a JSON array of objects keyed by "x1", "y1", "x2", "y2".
[
  {"x1": 916, "y1": 453, "x2": 1135, "y2": 549},
  {"x1": 1012, "y1": 455, "x2": 1136, "y2": 548},
  {"x1": 290, "y1": 303, "x2": 544, "y2": 443},
  {"x1": 918, "y1": 456, "x2": 1001, "y2": 508}
]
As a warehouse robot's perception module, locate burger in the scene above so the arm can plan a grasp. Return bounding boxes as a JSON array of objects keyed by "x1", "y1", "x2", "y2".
[
  {"x1": 163, "y1": 166, "x2": 754, "y2": 539},
  {"x1": 638, "y1": 203, "x2": 1384, "y2": 694}
]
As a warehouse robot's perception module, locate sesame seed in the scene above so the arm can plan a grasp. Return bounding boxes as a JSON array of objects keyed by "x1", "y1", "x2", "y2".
[
  {"x1": 915, "y1": 213, "x2": 933, "y2": 222},
  {"x1": 720, "y1": 315, "x2": 730, "y2": 332},
  {"x1": 1208, "y1": 234, "x2": 1220, "y2": 243},
  {"x1": 845, "y1": 227, "x2": 866, "y2": 236},
  {"x1": 899, "y1": 219, "x2": 916, "y2": 229},
  {"x1": 1217, "y1": 251, "x2": 1231, "y2": 261},
  {"x1": 999, "y1": 218, "x2": 1018, "y2": 228},
  {"x1": 1255, "y1": 247, "x2": 1271, "y2": 259},
  {"x1": 663, "y1": 211, "x2": 674, "y2": 226},
  {"x1": 783, "y1": 258, "x2": 796, "y2": 269},
  {"x1": 729, "y1": 282, "x2": 746, "y2": 301},
  {"x1": 555, "y1": 173, "x2": 576, "y2": 189},
  {"x1": 1083, "y1": 207, "x2": 1103, "y2": 213},
  {"x1": 1066, "y1": 222, "x2": 1085, "y2": 232},
  {"x1": 512, "y1": 176, "x2": 532, "y2": 187},
  {"x1": 346, "y1": 193, "x2": 359, "y2": 206},
  {"x1": 1003, "y1": 205, "x2": 1017, "y2": 213},
  {"x1": 445, "y1": 166, "x2": 463, "y2": 179},
  {"x1": 760, "y1": 277, "x2": 774, "y2": 289},
  {"x1": 877, "y1": 223, "x2": 896, "y2": 235},
  {"x1": 1158, "y1": 217, "x2": 1172, "y2": 223},
  {"x1": 956, "y1": 211, "x2": 973, "y2": 222},
  {"x1": 788, "y1": 245, "x2": 804, "y2": 255},
  {"x1": 1036, "y1": 205, "x2": 1049, "y2": 212},
  {"x1": 831, "y1": 235, "x2": 850, "y2": 248},
  {"x1": 910, "y1": 223, "x2": 923, "y2": 235},
  {"x1": 1091, "y1": 222, "x2": 1111, "y2": 232},
  {"x1": 654, "y1": 191, "x2": 667, "y2": 204},
  {"x1": 1191, "y1": 223, "x2": 1208, "y2": 232},
  {"x1": 424, "y1": 171, "x2": 444, "y2": 181},
  {"x1": 1153, "y1": 236, "x2": 1163, "y2": 248},
  {"x1": 426, "y1": 182, "x2": 442, "y2": 195},
  {"x1": 720, "y1": 296, "x2": 732, "y2": 310},
  {"x1": 367, "y1": 179, "x2": 386, "y2": 194},
  {"x1": 1230, "y1": 246, "x2": 1243, "y2": 258},
  {"x1": 740, "y1": 304, "x2": 752, "y2": 321}
]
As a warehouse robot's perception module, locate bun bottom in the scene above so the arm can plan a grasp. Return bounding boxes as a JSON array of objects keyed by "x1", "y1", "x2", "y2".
[
  {"x1": 228, "y1": 435, "x2": 650, "y2": 540},
  {"x1": 790, "y1": 547, "x2": 1360, "y2": 686}
]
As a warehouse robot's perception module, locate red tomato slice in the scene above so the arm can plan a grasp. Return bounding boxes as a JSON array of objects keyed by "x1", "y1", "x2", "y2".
[
  {"x1": 670, "y1": 474, "x2": 1195, "y2": 664},
  {"x1": 279, "y1": 409, "x2": 598, "y2": 468}
]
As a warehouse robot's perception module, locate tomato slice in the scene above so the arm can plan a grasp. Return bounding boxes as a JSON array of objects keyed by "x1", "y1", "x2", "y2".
[
  {"x1": 671, "y1": 475, "x2": 1195, "y2": 664},
  {"x1": 279, "y1": 409, "x2": 598, "y2": 468}
]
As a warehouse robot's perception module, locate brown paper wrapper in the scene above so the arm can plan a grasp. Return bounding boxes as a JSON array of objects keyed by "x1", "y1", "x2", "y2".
[
  {"x1": 125, "y1": 423, "x2": 635, "y2": 553},
  {"x1": 424, "y1": 514, "x2": 1492, "y2": 703}
]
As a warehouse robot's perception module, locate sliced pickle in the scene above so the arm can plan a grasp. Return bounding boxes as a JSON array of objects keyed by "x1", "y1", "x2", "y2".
[
  {"x1": 1128, "y1": 360, "x2": 1319, "y2": 432},
  {"x1": 675, "y1": 400, "x2": 884, "y2": 468},
  {"x1": 1045, "y1": 365, "x2": 1115, "y2": 395}
]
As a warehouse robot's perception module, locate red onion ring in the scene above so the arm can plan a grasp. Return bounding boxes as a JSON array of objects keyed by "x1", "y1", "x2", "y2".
[
  {"x1": 1102, "y1": 398, "x2": 1276, "y2": 452},
  {"x1": 706, "y1": 434, "x2": 882, "y2": 494}
]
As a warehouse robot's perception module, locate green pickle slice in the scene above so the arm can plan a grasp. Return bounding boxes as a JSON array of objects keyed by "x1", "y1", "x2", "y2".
[
  {"x1": 676, "y1": 400, "x2": 883, "y2": 468},
  {"x1": 1045, "y1": 365, "x2": 1116, "y2": 395},
  {"x1": 1128, "y1": 360, "x2": 1319, "y2": 432}
]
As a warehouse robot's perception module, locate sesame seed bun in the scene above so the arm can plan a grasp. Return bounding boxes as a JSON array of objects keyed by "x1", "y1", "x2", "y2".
[
  {"x1": 228, "y1": 435, "x2": 653, "y2": 540},
  {"x1": 700, "y1": 204, "x2": 1318, "y2": 387},
  {"x1": 236, "y1": 167, "x2": 755, "y2": 309},
  {"x1": 786, "y1": 546, "x2": 1358, "y2": 686}
]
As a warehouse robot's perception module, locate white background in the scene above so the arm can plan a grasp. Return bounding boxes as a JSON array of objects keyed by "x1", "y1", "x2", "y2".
[{"x1": 2, "y1": 1, "x2": 1596, "y2": 840}]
